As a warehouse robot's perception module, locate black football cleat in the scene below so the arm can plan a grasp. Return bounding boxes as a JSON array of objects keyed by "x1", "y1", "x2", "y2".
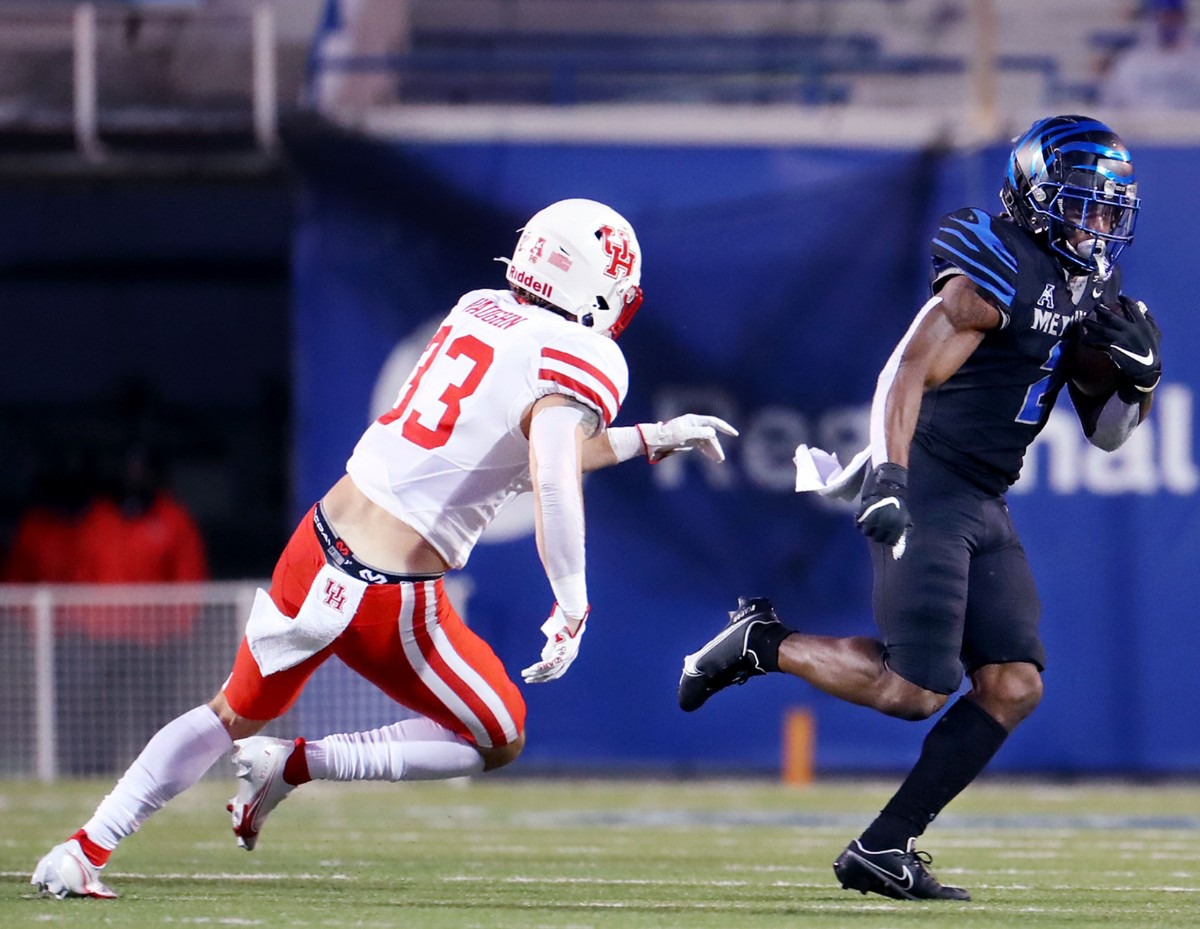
[
  {"x1": 677, "y1": 597, "x2": 782, "y2": 712},
  {"x1": 833, "y1": 838, "x2": 971, "y2": 901}
]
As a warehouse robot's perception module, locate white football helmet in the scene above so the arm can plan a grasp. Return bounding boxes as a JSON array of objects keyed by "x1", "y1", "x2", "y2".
[{"x1": 501, "y1": 198, "x2": 643, "y2": 338}]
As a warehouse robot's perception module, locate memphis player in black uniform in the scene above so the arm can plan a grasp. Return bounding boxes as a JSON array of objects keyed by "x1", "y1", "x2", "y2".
[{"x1": 676, "y1": 115, "x2": 1162, "y2": 900}]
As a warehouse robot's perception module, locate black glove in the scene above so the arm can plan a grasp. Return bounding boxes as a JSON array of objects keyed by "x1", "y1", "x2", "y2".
[
  {"x1": 856, "y1": 463, "x2": 911, "y2": 548},
  {"x1": 1080, "y1": 297, "x2": 1161, "y2": 398}
]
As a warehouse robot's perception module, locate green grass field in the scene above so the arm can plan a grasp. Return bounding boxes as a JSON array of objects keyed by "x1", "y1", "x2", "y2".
[{"x1": 2, "y1": 777, "x2": 1198, "y2": 928}]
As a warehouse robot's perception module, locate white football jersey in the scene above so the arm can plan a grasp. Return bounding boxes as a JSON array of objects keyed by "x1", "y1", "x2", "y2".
[{"x1": 346, "y1": 288, "x2": 629, "y2": 569}]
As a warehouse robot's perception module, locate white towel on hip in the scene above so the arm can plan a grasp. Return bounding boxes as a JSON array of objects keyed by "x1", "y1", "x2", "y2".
[
  {"x1": 793, "y1": 443, "x2": 872, "y2": 501},
  {"x1": 245, "y1": 563, "x2": 368, "y2": 675}
]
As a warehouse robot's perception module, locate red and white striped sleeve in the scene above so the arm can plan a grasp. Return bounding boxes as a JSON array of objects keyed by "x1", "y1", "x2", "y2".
[{"x1": 536, "y1": 331, "x2": 628, "y2": 427}]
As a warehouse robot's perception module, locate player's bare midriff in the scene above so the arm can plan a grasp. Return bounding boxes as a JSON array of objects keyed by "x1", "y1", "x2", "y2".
[{"x1": 320, "y1": 473, "x2": 451, "y2": 576}]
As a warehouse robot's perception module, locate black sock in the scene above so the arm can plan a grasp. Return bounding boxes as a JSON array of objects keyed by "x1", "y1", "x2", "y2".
[
  {"x1": 859, "y1": 697, "x2": 1008, "y2": 850},
  {"x1": 750, "y1": 621, "x2": 793, "y2": 673}
]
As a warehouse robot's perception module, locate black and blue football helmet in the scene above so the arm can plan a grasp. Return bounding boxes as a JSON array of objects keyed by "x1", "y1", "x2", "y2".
[{"x1": 1000, "y1": 115, "x2": 1140, "y2": 277}]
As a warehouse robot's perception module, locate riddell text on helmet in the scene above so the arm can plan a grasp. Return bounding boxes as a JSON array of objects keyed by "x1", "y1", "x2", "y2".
[{"x1": 509, "y1": 268, "x2": 554, "y2": 300}]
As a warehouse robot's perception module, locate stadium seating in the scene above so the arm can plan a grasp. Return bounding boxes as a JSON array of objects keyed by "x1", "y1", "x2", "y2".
[{"x1": 308, "y1": 0, "x2": 1138, "y2": 109}]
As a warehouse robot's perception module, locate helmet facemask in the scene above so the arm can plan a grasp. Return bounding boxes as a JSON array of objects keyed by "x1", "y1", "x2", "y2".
[{"x1": 1041, "y1": 171, "x2": 1139, "y2": 277}]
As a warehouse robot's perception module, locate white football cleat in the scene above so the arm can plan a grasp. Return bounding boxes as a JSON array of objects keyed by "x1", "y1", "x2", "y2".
[
  {"x1": 31, "y1": 839, "x2": 118, "y2": 899},
  {"x1": 227, "y1": 736, "x2": 300, "y2": 851}
]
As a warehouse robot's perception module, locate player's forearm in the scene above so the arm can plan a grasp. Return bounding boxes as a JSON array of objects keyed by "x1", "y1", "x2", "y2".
[
  {"x1": 535, "y1": 492, "x2": 588, "y2": 619},
  {"x1": 870, "y1": 365, "x2": 926, "y2": 468},
  {"x1": 581, "y1": 428, "x2": 636, "y2": 471},
  {"x1": 1086, "y1": 392, "x2": 1142, "y2": 451},
  {"x1": 529, "y1": 406, "x2": 589, "y2": 619},
  {"x1": 869, "y1": 299, "x2": 944, "y2": 467}
]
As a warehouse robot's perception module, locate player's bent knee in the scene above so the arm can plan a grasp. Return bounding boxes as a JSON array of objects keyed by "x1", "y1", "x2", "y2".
[
  {"x1": 876, "y1": 679, "x2": 947, "y2": 721},
  {"x1": 971, "y1": 662, "x2": 1043, "y2": 726},
  {"x1": 479, "y1": 732, "x2": 525, "y2": 771},
  {"x1": 1011, "y1": 670, "x2": 1044, "y2": 716}
]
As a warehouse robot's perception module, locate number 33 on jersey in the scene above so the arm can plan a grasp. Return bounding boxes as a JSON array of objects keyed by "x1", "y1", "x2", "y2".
[{"x1": 346, "y1": 287, "x2": 629, "y2": 571}]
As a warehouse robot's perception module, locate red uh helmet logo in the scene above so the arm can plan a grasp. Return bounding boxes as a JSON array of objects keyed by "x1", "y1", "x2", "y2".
[{"x1": 598, "y1": 225, "x2": 636, "y2": 279}]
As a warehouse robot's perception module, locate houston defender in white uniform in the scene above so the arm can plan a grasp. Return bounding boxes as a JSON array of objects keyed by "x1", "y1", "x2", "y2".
[
  {"x1": 347, "y1": 285, "x2": 630, "y2": 574},
  {"x1": 33, "y1": 199, "x2": 737, "y2": 899}
]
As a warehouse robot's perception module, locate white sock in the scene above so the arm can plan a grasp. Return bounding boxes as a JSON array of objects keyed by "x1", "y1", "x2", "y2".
[
  {"x1": 306, "y1": 717, "x2": 485, "y2": 782},
  {"x1": 82, "y1": 705, "x2": 232, "y2": 851}
]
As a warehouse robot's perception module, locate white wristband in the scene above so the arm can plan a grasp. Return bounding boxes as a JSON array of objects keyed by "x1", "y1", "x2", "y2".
[{"x1": 606, "y1": 426, "x2": 645, "y2": 463}]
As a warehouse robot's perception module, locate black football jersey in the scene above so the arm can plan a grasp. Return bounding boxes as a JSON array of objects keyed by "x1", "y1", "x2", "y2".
[{"x1": 915, "y1": 208, "x2": 1121, "y2": 492}]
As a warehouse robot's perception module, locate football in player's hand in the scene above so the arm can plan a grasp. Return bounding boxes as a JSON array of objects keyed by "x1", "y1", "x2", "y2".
[
  {"x1": 1067, "y1": 339, "x2": 1119, "y2": 396},
  {"x1": 1067, "y1": 305, "x2": 1123, "y2": 397}
]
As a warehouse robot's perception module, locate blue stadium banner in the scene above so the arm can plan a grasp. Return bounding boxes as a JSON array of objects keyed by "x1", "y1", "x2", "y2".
[{"x1": 288, "y1": 126, "x2": 1199, "y2": 774}]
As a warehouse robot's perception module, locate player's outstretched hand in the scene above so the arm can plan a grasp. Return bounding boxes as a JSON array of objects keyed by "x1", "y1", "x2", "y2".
[
  {"x1": 856, "y1": 462, "x2": 912, "y2": 553},
  {"x1": 521, "y1": 604, "x2": 588, "y2": 684},
  {"x1": 1081, "y1": 297, "x2": 1161, "y2": 393},
  {"x1": 638, "y1": 414, "x2": 739, "y2": 463}
]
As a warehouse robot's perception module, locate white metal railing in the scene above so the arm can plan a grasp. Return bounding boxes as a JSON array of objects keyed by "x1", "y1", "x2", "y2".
[
  {"x1": 72, "y1": 1, "x2": 277, "y2": 159},
  {"x1": 3, "y1": 1, "x2": 279, "y2": 160},
  {"x1": 251, "y1": 1, "x2": 278, "y2": 152},
  {"x1": 0, "y1": 582, "x2": 261, "y2": 781},
  {"x1": 71, "y1": 3, "x2": 99, "y2": 159},
  {"x1": 0, "y1": 579, "x2": 469, "y2": 782}
]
